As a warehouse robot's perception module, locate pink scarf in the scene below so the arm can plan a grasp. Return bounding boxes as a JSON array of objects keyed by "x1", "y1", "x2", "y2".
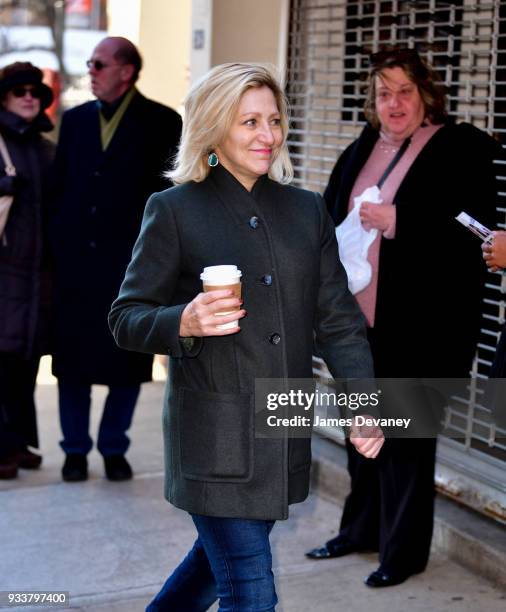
[{"x1": 348, "y1": 123, "x2": 443, "y2": 326}]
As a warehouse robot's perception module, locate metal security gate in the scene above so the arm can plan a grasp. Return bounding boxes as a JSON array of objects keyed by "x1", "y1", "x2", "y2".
[{"x1": 286, "y1": 0, "x2": 506, "y2": 521}]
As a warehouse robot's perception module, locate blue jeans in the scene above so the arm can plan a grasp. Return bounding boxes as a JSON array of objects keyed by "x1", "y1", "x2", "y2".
[
  {"x1": 146, "y1": 515, "x2": 277, "y2": 612},
  {"x1": 58, "y1": 382, "x2": 140, "y2": 456}
]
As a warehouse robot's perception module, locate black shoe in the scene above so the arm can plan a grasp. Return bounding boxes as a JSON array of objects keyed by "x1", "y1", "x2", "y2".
[
  {"x1": 0, "y1": 455, "x2": 18, "y2": 480},
  {"x1": 306, "y1": 539, "x2": 359, "y2": 559},
  {"x1": 62, "y1": 454, "x2": 88, "y2": 482},
  {"x1": 17, "y1": 447, "x2": 42, "y2": 470},
  {"x1": 104, "y1": 455, "x2": 133, "y2": 481},
  {"x1": 364, "y1": 568, "x2": 421, "y2": 588}
]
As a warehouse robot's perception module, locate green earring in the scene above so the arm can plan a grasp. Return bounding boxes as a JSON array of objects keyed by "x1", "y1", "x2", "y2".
[{"x1": 208, "y1": 152, "x2": 219, "y2": 167}]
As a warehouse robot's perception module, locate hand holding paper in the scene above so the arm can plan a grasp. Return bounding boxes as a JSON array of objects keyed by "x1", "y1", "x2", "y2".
[{"x1": 482, "y1": 230, "x2": 506, "y2": 272}]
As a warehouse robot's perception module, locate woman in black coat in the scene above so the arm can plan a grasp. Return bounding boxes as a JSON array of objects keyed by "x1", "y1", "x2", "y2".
[
  {"x1": 109, "y1": 63, "x2": 384, "y2": 611},
  {"x1": 306, "y1": 48, "x2": 500, "y2": 587},
  {"x1": 0, "y1": 62, "x2": 55, "y2": 479}
]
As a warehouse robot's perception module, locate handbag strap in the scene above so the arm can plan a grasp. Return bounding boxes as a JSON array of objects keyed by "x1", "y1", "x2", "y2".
[
  {"x1": 377, "y1": 136, "x2": 411, "y2": 189},
  {"x1": 0, "y1": 131, "x2": 16, "y2": 176}
]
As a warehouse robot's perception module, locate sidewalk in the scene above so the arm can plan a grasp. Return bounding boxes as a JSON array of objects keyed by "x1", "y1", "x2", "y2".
[{"x1": 1, "y1": 378, "x2": 505, "y2": 611}]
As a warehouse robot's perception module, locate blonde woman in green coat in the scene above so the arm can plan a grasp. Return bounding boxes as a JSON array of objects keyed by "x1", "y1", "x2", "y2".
[{"x1": 109, "y1": 63, "x2": 384, "y2": 612}]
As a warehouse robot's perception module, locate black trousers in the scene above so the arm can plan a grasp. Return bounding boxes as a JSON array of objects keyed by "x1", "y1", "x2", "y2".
[
  {"x1": 333, "y1": 437, "x2": 437, "y2": 575},
  {"x1": 487, "y1": 324, "x2": 506, "y2": 429},
  {"x1": 0, "y1": 352, "x2": 40, "y2": 458}
]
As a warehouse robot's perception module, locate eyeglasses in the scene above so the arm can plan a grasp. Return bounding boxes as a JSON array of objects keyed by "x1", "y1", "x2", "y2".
[
  {"x1": 86, "y1": 59, "x2": 123, "y2": 71},
  {"x1": 11, "y1": 86, "x2": 42, "y2": 99},
  {"x1": 369, "y1": 48, "x2": 421, "y2": 68}
]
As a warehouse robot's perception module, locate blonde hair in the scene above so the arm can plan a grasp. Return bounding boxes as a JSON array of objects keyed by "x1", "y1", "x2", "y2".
[{"x1": 167, "y1": 63, "x2": 293, "y2": 185}]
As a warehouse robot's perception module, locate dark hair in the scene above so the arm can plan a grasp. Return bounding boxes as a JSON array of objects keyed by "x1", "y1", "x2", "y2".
[
  {"x1": 112, "y1": 38, "x2": 143, "y2": 83},
  {"x1": 364, "y1": 47, "x2": 447, "y2": 129}
]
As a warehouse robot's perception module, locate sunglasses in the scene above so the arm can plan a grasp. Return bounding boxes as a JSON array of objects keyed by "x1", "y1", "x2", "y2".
[
  {"x1": 11, "y1": 86, "x2": 42, "y2": 99},
  {"x1": 86, "y1": 59, "x2": 123, "y2": 71}
]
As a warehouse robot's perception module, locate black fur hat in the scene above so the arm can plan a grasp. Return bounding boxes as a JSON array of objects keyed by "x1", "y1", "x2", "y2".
[{"x1": 0, "y1": 62, "x2": 53, "y2": 110}]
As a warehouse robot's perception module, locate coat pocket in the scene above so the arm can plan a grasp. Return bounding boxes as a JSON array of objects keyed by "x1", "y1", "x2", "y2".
[
  {"x1": 179, "y1": 387, "x2": 254, "y2": 482},
  {"x1": 289, "y1": 438, "x2": 311, "y2": 474}
]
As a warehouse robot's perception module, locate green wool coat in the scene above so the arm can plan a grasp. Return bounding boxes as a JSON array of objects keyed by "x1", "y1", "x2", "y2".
[{"x1": 109, "y1": 164, "x2": 374, "y2": 520}]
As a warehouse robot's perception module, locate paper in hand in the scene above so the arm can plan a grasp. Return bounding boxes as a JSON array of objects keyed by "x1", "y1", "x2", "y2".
[{"x1": 455, "y1": 211, "x2": 492, "y2": 242}]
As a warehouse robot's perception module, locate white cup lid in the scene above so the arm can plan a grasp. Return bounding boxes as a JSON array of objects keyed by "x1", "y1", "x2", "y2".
[{"x1": 200, "y1": 265, "x2": 242, "y2": 282}]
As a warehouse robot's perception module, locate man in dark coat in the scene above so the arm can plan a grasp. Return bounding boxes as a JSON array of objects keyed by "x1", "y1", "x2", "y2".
[{"x1": 51, "y1": 37, "x2": 182, "y2": 482}]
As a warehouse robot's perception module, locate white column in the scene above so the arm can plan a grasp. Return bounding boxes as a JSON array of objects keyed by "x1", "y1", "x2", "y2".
[{"x1": 190, "y1": 0, "x2": 213, "y2": 84}]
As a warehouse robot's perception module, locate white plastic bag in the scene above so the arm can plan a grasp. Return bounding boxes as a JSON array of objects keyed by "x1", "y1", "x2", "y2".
[{"x1": 335, "y1": 185, "x2": 382, "y2": 294}]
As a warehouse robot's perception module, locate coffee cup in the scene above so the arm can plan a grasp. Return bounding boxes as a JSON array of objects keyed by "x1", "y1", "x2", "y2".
[{"x1": 200, "y1": 265, "x2": 242, "y2": 330}]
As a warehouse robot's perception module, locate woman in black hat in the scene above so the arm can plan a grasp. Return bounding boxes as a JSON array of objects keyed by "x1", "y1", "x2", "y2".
[{"x1": 0, "y1": 62, "x2": 55, "y2": 479}]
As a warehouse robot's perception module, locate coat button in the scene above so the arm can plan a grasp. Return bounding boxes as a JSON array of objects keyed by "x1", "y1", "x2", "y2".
[
  {"x1": 249, "y1": 216, "x2": 259, "y2": 229},
  {"x1": 261, "y1": 275, "x2": 272, "y2": 285},
  {"x1": 269, "y1": 333, "x2": 281, "y2": 345}
]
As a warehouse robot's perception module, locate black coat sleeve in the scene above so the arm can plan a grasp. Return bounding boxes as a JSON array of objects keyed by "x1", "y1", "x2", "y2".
[
  {"x1": 453, "y1": 123, "x2": 503, "y2": 230},
  {"x1": 323, "y1": 147, "x2": 351, "y2": 224},
  {"x1": 0, "y1": 175, "x2": 17, "y2": 196},
  {"x1": 108, "y1": 190, "x2": 201, "y2": 359},
  {"x1": 49, "y1": 110, "x2": 72, "y2": 213},
  {"x1": 150, "y1": 107, "x2": 182, "y2": 193},
  {"x1": 313, "y1": 192, "x2": 374, "y2": 380}
]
